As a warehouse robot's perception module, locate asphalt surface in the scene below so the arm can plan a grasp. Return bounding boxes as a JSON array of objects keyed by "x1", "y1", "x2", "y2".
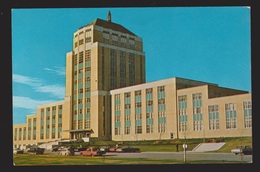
[
  {"x1": 105, "y1": 151, "x2": 253, "y2": 162},
  {"x1": 44, "y1": 150, "x2": 253, "y2": 163}
]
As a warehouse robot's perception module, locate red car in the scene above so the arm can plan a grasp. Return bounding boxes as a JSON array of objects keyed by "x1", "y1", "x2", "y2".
[
  {"x1": 108, "y1": 146, "x2": 117, "y2": 152},
  {"x1": 80, "y1": 147, "x2": 106, "y2": 156}
]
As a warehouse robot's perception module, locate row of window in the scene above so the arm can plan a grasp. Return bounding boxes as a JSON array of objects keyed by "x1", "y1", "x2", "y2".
[
  {"x1": 74, "y1": 28, "x2": 92, "y2": 38},
  {"x1": 114, "y1": 87, "x2": 166, "y2": 135},
  {"x1": 114, "y1": 91, "x2": 251, "y2": 135},
  {"x1": 114, "y1": 102, "x2": 251, "y2": 136},
  {"x1": 74, "y1": 50, "x2": 91, "y2": 65},
  {"x1": 74, "y1": 37, "x2": 92, "y2": 48},
  {"x1": 102, "y1": 30, "x2": 135, "y2": 40},
  {"x1": 115, "y1": 87, "x2": 165, "y2": 101}
]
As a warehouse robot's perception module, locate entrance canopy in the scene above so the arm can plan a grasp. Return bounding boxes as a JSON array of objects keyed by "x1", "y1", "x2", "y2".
[{"x1": 63, "y1": 129, "x2": 94, "y2": 140}]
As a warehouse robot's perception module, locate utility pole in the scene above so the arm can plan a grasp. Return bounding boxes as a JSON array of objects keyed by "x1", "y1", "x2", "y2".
[
  {"x1": 203, "y1": 123, "x2": 205, "y2": 143},
  {"x1": 183, "y1": 132, "x2": 187, "y2": 163},
  {"x1": 240, "y1": 147, "x2": 244, "y2": 163},
  {"x1": 183, "y1": 142, "x2": 187, "y2": 163}
]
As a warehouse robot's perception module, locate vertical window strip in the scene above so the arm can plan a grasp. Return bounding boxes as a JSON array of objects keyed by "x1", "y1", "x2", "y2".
[
  {"x1": 178, "y1": 95, "x2": 188, "y2": 132},
  {"x1": 192, "y1": 93, "x2": 203, "y2": 131},
  {"x1": 243, "y1": 101, "x2": 252, "y2": 128},
  {"x1": 225, "y1": 103, "x2": 237, "y2": 129}
]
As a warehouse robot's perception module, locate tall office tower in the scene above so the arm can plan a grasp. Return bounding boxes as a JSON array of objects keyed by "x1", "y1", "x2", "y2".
[{"x1": 63, "y1": 11, "x2": 146, "y2": 141}]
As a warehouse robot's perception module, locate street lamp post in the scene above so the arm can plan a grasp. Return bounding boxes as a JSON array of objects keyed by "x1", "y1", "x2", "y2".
[
  {"x1": 121, "y1": 133, "x2": 123, "y2": 144},
  {"x1": 183, "y1": 133, "x2": 187, "y2": 163},
  {"x1": 240, "y1": 147, "x2": 244, "y2": 163},
  {"x1": 183, "y1": 143, "x2": 187, "y2": 163},
  {"x1": 203, "y1": 124, "x2": 205, "y2": 143}
]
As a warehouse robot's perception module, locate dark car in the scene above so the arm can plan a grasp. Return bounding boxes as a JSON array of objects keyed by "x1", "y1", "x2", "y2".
[
  {"x1": 13, "y1": 149, "x2": 24, "y2": 154},
  {"x1": 121, "y1": 146, "x2": 141, "y2": 153},
  {"x1": 231, "y1": 146, "x2": 252, "y2": 155},
  {"x1": 52, "y1": 147, "x2": 59, "y2": 152},
  {"x1": 27, "y1": 147, "x2": 45, "y2": 155},
  {"x1": 73, "y1": 147, "x2": 87, "y2": 152}
]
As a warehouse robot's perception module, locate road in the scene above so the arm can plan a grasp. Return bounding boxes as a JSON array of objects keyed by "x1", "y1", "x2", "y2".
[
  {"x1": 104, "y1": 151, "x2": 253, "y2": 163},
  {"x1": 45, "y1": 150, "x2": 253, "y2": 163}
]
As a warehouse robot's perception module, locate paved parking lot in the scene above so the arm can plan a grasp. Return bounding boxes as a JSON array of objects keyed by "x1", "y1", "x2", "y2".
[
  {"x1": 43, "y1": 149, "x2": 252, "y2": 163},
  {"x1": 107, "y1": 151, "x2": 252, "y2": 162}
]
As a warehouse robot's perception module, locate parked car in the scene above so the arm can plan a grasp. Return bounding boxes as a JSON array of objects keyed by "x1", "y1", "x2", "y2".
[
  {"x1": 73, "y1": 146, "x2": 87, "y2": 152},
  {"x1": 13, "y1": 149, "x2": 24, "y2": 155},
  {"x1": 93, "y1": 147, "x2": 106, "y2": 154},
  {"x1": 108, "y1": 146, "x2": 117, "y2": 152},
  {"x1": 100, "y1": 146, "x2": 110, "y2": 152},
  {"x1": 231, "y1": 146, "x2": 252, "y2": 155},
  {"x1": 27, "y1": 147, "x2": 45, "y2": 155},
  {"x1": 115, "y1": 147, "x2": 123, "y2": 152},
  {"x1": 52, "y1": 147, "x2": 59, "y2": 152},
  {"x1": 80, "y1": 147, "x2": 106, "y2": 156},
  {"x1": 121, "y1": 146, "x2": 141, "y2": 153},
  {"x1": 57, "y1": 147, "x2": 74, "y2": 156}
]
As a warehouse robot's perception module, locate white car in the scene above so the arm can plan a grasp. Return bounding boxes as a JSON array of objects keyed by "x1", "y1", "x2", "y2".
[
  {"x1": 231, "y1": 146, "x2": 252, "y2": 155},
  {"x1": 57, "y1": 147, "x2": 74, "y2": 156}
]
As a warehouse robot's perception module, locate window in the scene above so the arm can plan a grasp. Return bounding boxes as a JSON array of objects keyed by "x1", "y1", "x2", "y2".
[
  {"x1": 158, "y1": 85, "x2": 166, "y2": 126},
  {"x1": 208, "y1": 105, "x2": 219, "y2": 130},
  {"x1": 192, "y1": 93, "x2": 203, "y2": 131},
  {"x1": 23, "y1": 127, "x2": 26, "y2": 140},
  {"x1": 146, "y1": 124, "x2": 153, "y2": 134},
  {"x1": 85, "y1": 50, "x2": 91, "y2": 61},
  {"x1": 78, "y1": 88, "x2": 83, "y2": 93},
  {"x1": 78, "y1": 78, "x2": 83, "y2": 83},
  {"x1": 85, "y1": 67, "x2": 91, "y2": 72},
  {"x1": 112, "y1": 34, "x2": 118, "y2": 45},
  {"x1": 120, "y1": 51, "x2": 126, "y2": 87},
  {"x1": 78, "y1": 119, "x2": 83, "y2": 129},
  {"x1": 85, "y1": 117, "x2": 91, "y2": 129},
  {"x1": 225, "y1": 103, "x2": 237, "y2": 129},
  {"x1": 129, "y1": 53, "x2": 135, "y2": 85},
  {"x1": 110, "y1": 49, "x2": 117, "y2": 89},
  {"x1": 125, "y1": 126, "x2": 130, "y2": 135},
  {"x1": 79, "y1": 55, "x2": 83, "y2": 64},
  {"x1": 79, "y1": 39, "x2": 84, "y2": 45},
  {"x1": 85, "y1": 37, "x2": 91, "y2": 43},
  {"x1": 129, "y1": 39, "x2": 135, "y2": 49},
  {"x1": 103, "y1": 32, "x2": 109, "y2": 43},
  {"x1": 146, "y1": 88, "x2": 153, "y2": 133},
  {"x1": 74, "y1": 54, "x2": 78, "y2": 65},
  {"x1": 135, "y1": 89, "x2": 142, "y2": 134},
  {"x1": 135, "y1": 126, "x2": 142, "y2": 134},
  {"x1": 120, "y1": 37, "x2": 127, "y2": 47},
  {"x1": 243, "y1": 101, "x2": 252, "y2": 128}
]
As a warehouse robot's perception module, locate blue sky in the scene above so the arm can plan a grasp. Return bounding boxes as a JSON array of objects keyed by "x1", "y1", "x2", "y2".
[{"x1": 12, "y1": 7, "x2": 251, "y2": 124}]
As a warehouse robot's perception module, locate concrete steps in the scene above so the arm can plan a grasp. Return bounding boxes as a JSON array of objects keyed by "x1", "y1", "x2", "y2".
[{"x1": 192, "y1": 142, "x2": 226, "y2": 152}]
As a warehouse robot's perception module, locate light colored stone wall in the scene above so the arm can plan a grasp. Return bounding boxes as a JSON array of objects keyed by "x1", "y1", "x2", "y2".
[{"x1": 111, "y1": 79, "x2": 252, "y2": 141}]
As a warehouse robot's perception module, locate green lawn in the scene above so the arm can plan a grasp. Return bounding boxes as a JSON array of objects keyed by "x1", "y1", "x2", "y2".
[
  {"x1": 13, "y1": 137, "x2": 252, "y2": 166},
  {"x1": 13, "y1": 154, "x2": 242, "y2": 166},
  {"x1": 108, "y1": 136, "x2": 252, "y2": 153}
]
